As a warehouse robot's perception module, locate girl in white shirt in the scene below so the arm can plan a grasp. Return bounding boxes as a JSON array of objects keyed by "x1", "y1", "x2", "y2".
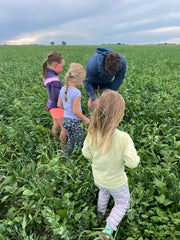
[{"x1": 82, "y1": 90, "x2": 140, "y2": 240}]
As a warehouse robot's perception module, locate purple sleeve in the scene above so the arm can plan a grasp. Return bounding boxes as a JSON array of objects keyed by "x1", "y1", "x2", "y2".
[
  {"x1": 59, "y1": 78, "x2": 62, "y2": 89},
  {"x1": 51, "y1": 81, "x2": 61, "y2": 106}
]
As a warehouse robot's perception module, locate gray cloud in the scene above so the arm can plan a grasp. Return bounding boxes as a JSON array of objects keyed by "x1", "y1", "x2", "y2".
[{"x1": 1, "y1": 0, "x2": 180, "y2": 45}]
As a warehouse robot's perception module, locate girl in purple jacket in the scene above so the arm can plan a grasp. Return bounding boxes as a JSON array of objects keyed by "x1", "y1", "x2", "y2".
[{"x1": 41, "y1": 51, "x2": 67, "y2": 146}]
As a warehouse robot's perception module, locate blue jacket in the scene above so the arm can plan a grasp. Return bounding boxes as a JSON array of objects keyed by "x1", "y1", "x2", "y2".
[{"x1": 84, "y1": 47, "x2": 126, "y2": 101}]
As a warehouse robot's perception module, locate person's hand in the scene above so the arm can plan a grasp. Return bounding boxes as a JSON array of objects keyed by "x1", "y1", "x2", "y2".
[
  {"x1": 88, "y1": 98, "x2": 98, "y2": 111},
  {"x1": 88, "y1": 98, "x2": 93, "y2": 110},
  {"x1": 84, "y1": 117, "x2": 90, "y2": 125},
  {"x1": 93, "y1": 98, "x2": 98, "y2": 107}
]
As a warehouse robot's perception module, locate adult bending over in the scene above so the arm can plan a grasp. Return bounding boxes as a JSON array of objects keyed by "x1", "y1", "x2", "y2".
[{"x1": 84, "y1": 46, "x2": 126, "y2": 110}]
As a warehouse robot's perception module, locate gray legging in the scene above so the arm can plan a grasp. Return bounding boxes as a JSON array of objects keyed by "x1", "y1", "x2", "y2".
[
  {"x1": 63, "y1": 117, "x2": 83, "y2": 157},
  {"x1": 95, "y1": 182, "x2": 130, "y2": 231}
]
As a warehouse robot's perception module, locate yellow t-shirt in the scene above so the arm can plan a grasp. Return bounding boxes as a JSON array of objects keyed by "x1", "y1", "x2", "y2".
[{"x1": 82, "y1": 129, "x2": 140, "y2": 189}]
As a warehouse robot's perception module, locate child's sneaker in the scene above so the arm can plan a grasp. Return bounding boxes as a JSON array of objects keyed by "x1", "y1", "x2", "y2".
[
  {"x1": 98, "y1": 232, "x2": 109, "y2": 239},
  {"x1": 98, "y1": 223, "x2": 113, "y2": 239},
  {"x1": 97, "y1": 212, "x2": 105, "y2": 226}
]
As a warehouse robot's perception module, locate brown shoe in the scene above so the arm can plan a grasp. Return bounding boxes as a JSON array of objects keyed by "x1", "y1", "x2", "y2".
[{"x1": 98, "y1": 233, "x2": 109, "y2": 240}]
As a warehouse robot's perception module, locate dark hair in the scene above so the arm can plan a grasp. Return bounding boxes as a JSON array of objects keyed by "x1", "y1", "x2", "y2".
[
  {"x1": 41, "y1": 51, "x2": 64, "y2": 78},
  {"x1": 105, "y1": 52, "x2": 122, "y2": 75}
]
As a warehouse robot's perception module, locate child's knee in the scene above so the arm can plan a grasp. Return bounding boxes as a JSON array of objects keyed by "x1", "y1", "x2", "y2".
[{"x1": 116, "y1": 200, "x2": 130, "y2": 212}]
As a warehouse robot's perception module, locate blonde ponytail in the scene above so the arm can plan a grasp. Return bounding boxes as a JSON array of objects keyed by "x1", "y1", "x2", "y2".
[{"x1": 64, "y1": 75, "x2": 69, "y2": 102}]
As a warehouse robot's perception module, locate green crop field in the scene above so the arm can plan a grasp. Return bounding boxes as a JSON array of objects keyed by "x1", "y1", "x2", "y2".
[{"x1": 0, "y1": 45, "x2": 180, "y2": 240}]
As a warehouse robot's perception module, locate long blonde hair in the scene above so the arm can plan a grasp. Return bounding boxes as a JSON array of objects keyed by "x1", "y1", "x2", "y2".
[
  {"x1": 88, "y1": 90, "x2": 125, "y2": 152},
  {"x1": 64, "y1": 63, "x2": 86, "y2": 102},
  {"x1": 41, "y1": 51, "x2": 64, "y2": 78}
]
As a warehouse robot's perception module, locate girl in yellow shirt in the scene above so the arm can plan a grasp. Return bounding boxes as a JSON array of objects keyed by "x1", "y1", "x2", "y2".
[{"x1": 82, "y1": 90, "x2": 140, "y2": 240}]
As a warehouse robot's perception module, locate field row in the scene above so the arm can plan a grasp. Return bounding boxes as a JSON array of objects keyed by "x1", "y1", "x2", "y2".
[{"x1": 0, "y1": 45, "x2": 180, "y2": 239}]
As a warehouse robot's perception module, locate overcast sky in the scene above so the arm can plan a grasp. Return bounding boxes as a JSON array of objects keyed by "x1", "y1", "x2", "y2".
[{"x1": 1, "y1": 0, "x2": 180, "y2": 45}]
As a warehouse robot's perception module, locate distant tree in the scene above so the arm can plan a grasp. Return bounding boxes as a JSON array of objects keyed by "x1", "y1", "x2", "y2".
[
  {"x1": 62, "y1": 41, "x2": 67, "y2": 46},
  {"x1": 50, "y1": 41, "x2": 55, "y2": 45}
]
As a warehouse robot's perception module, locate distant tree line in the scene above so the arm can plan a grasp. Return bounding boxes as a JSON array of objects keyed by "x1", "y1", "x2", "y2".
[
  {"x1": 102, "y1": 43, "x2": 126, "y2": 45},
  {"x1": 50, "y1": 41, "x2": 67, "y2": 45}
]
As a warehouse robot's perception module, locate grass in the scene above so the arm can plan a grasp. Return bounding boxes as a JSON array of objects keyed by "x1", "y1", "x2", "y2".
[{"x1": 0, "y1": 44, "x2": 180, "y2": 239}]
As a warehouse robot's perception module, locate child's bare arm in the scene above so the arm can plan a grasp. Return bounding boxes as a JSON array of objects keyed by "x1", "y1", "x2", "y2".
[
  {"x1": 57, "y1": 95, "x2": 64, "y2": 109},
  {"x1": 73, "y1": 97, "x2": 90, "y2": 124}
]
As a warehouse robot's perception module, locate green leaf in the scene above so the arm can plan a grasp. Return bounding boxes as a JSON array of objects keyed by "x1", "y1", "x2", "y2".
[
  {"x1": 22, "y1": 189, "x2": 34, "y2": 196},
  {"x1": 156, "y1": 207, "x2": 166, "y2": 217},
  {"x1": 163, "y1": 199, "x2": 173, "y2": 206},
  {"x1": 75, "y1": 213, "x2": 82, "y2": 221},
  {"x1": 7, "y1": 207, "x2": 16, "y2": 218},
  {"x1": 1, "y1": 195, "x2": 9, "y2": 203},
  {"x1": 155, "y1": 194, "x2": 165, "y2": 204},
  {"x1": 153, "y1": 178, "x2": 166, "y2": 189},
  {"x1": 14, "y1": 216, "x2": 23, "y2": 223},
  {"x1": 174, "y1": 231, "x2": 180, "y2": 236},
  {"x1": 57, "y1": 210, "x2": 68, "y2": 218},
  {"x1": 22, "y1": 215, "x2": 27, "y2": 230},
  {"x1": 127, "y1": 209, "x2": 136, "y2": 220},
  {"x1": 141, "y1": 214, "x2": 148, "y2": 219},
  {"x1": 0, "y1": 233, "x2": 5, "y2": 240}
]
